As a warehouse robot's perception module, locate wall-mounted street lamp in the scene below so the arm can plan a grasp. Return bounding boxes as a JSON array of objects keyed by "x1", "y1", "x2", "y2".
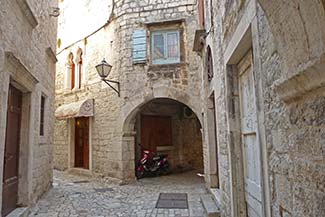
[{"x1": 96, "y1": 59, "x2": 120, "y2": 97}]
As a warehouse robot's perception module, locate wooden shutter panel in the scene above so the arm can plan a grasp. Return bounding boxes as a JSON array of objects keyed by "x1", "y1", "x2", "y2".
[{"x1": 133, "y1": 29, "x2": 147, "y2": 64}]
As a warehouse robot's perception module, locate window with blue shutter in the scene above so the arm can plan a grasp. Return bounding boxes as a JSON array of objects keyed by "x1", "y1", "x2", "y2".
[
  {"x1": 151, "y1": 30, "x2": 180, "y2": 65},
  {"x1": 132, "y1": 29, "x2": 147, "y2": 64}
]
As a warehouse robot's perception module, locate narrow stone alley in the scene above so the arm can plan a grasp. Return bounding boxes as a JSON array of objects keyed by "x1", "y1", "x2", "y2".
[
  {"x1": 1, "y1": 0, "x2": 324, "y2": 216},
  {"x1": 29, "y1": 171, "x2": 206, "y2": 217}
]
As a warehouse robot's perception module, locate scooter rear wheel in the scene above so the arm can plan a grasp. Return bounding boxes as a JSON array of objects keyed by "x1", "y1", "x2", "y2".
[{"x1": 160, "y1": 162, "x2": 170, "y2": 176}]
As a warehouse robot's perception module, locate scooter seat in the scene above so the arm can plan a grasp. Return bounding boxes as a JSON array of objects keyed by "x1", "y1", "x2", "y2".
[
  {"x1": 159, "y1": 154, "x2": 168, "y2": 158},
  {"x1": 153, "y1": 156, "x2": 161, "y2": 161}
]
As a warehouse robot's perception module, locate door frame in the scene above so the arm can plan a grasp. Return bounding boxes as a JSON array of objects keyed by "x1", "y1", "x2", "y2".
[
  {"x1": 2, "y1": 84, "x2": 22, "y2": 216},
  {"x1": 206, "y1": 92, "x2": 220, "y2": 189},
  {"x1": 0, "y1": 52, "x2": 41, "y2": 213},
  {"x1": 74, "y1": 117, "x2": 89, "y2": 169},
  {"x1": 237, "y1": 50, "x2": 263, "y2": 216},
  {"x1": 0, "y1": 81, "x2": 34, "y2": 213},
  {"x1": 68, "y1": 117, "x2": 92, "y2": 171},
  {"x1": 223, "y1": 4, "x2": 271, "y2": 216}
]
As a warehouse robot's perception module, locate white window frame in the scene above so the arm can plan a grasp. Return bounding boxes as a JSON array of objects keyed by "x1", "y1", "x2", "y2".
[{"x1": 151, "y1": 30, "x2": 180, "y2": 65}]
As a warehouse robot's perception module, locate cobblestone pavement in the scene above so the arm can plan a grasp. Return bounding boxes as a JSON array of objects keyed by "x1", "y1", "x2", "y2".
[{"x1": 29, "y1": 170, "x2": 207, "y2": 217}]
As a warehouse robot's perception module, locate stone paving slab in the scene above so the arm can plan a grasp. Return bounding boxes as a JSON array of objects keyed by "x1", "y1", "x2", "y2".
[{"x1": 28, "y1": 170, "x2": 207, "y2": 217}]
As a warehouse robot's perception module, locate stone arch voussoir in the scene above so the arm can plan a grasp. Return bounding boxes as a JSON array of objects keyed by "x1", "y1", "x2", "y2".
[{"x1": 121, "y1": 86, "x2": 202, "y2": 133}]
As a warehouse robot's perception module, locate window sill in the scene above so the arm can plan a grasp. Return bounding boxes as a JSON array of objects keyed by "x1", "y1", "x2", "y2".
[
  {"x1": 62, "y1": 87, "x2": 86, "y2": 96},
  {"x1": 148, "y1": 62, "x2": 185, "y2": 70}
]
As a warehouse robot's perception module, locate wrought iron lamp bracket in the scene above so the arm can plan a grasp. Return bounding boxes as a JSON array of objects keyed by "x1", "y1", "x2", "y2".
[{"x1": 102, "y1": 79, "x2": 120, "y2": 97}]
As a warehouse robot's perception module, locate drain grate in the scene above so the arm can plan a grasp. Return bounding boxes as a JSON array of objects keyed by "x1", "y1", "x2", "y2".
[
  {"x1": 156, "y1": 193, "x2": 188, "y2": 209},
  {"x1": 73, "y1": 180, "x2": 89, "y2": 184},
  {"x1": 94, "y1": 188, "x2": 114, "y2": 193}
]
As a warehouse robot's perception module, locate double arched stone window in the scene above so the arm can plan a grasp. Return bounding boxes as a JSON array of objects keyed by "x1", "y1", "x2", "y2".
[{"x1": 65, "y1": 48, "x2": 83, "y2": 90}]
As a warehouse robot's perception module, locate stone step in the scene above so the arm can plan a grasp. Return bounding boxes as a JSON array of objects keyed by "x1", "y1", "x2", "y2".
[
  {"x1": 6, "y1": 207, "x2": 29, "y2": 217},
  {"x1": 201, "y1": 194, "x2": 220, "y2": 217}
]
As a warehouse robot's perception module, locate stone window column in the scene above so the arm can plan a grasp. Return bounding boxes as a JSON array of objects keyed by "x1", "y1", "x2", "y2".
[
  {"x1": 64, "y1": 63, "x2": 72, "y2": 90},
  {"x1": 74, "y1": 48, "x2": 83, "y2": 90},
  {"x1": 73, "y1": 59, "x2": 80, "y2": 90},
  {"x1": 65, "y1": 52, "x2": 74, "y2": 90}
]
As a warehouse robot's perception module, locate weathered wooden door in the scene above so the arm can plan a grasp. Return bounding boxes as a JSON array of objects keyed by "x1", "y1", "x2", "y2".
[
  {"x1": 238, "y1": 51, "x2": 263, "y2": 217},
  {"x1": 75, "y1": 117, "x2": 89, "y2": 169},
  {"x1": 2, "y1": 85, "x2": 22, "y2": 216},
  {"x1": 141, "y1": 115, "x2": 172, "y2": 152}
]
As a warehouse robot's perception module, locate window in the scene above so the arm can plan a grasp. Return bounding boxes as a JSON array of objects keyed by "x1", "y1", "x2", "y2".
[
  {"x1": 40, "y1": 95, "x2": 45, "y2": 136},
  {"x1": 210, "y1": 0, "x2": 214, "y2": 27},
  {"x1": 68, "y1": 52, "x2": 75, "y2": 90},
  {"x1": 65, "y1": 48, "x2": 83, "y2": 90},
  {"x1": 198, "y1": 0, "x2": 205, "y2": 28},
  {"x1": 151, "y1": 30, "x2": 180, "y2": 65},
  {"x1": 76, "y1": 48, "x2": 83, "y2": 89},
  {"x1": 207, "y1": 46, "x2": 214, "y2": 81}
]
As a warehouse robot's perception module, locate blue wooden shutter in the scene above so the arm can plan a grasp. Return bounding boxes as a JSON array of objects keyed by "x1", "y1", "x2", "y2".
[{"x1": 132, "y1": 29, "x2": 147, "y2": 64}]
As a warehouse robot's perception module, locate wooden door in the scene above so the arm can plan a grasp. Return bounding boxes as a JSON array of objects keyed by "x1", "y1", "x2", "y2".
[
  {"x1": 2, "y1": 85, "x2": 22, "y2": 216},
  {"x1": 75, "y1": 117, "x2": 89, "y2": 169},
  {"x1": 238, "y1": 51, "x2": 263, "y2": 217},
  {"x1": 210, "y1": 94, "x2": 219, "y2": 188},
  {"x1": 141, "y1": 115, "x2": 172, "y2": 152}
]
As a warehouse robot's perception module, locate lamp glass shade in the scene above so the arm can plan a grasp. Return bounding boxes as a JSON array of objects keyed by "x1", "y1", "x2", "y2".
[{"x1": 96, "y1": 59, "x2": 112, "y2": 79}]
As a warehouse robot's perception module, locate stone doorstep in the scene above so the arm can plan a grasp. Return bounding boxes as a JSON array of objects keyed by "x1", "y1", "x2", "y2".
[
  {"x1": 67, "y1": 168, "x2": 93, "y2": 177},
  {"x1": 200, "y1": 194, "x2": 220, "y2": 217},
  {"x1": 6, "y1": 207, "x2": 29, "y2": 217},
  {"x1": 209, "y1": 188, "x2": 221, "y2": 206}
]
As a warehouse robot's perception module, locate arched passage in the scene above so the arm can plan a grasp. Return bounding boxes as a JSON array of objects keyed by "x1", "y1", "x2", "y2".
[{"x1": 122, "y1": 97, "x2": 204, "y2": 180}]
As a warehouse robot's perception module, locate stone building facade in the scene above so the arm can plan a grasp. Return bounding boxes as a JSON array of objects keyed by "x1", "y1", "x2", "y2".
[
  {"x1": 54, "y1": 0, "x2": 325, "y2": 216},
  {"x1": 197, "y1": 0, "x2": 325, "y2": 217},
  {"x1": 54, "y1": 0, "x2": 204, "y2": 183},
  {"x1": 0, "y1": 0, "x2": 57, "y2": 216}
]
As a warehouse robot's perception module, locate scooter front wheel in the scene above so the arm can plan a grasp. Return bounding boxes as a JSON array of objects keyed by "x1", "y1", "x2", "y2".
[{"x1": 136, "y1": 168, "x2": 144, "y2": 179}]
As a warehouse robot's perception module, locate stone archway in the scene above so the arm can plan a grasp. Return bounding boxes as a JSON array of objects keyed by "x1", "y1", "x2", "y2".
[
  {"x1": 122, "y1": 86, "x2": 202, "y2": 133},
  {"x1": 120, "y1": 87, "x2": 204, "y2": 181}
]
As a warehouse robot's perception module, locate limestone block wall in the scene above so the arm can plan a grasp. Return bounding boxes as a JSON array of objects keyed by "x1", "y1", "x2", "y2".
[
  {"x1": 257, "y1": 6, "x2": 325, "y2": 216},
  {"x1": 54, "y1": 0, "x2": 203, "y2": 182},
  {"x1": 53, "y1": 120, "x2": 69, "y2": 170},
  {"x1": 114, "y1": 0, "x2": 202, "y2": 108},
  {"x1": 173, "y1": 117, "x2": 203, "y2": 171},
  {"x1": 201, "y1": 0, "x2": 325, "y2": 216},
  {"x1": 258, "y1": 0, "x2": 325, "y2": 80},
  {"x1": 54, "y1": 0, "x2": 122, "y2": 178},
  {"x1": 114, "y1": 0, "x2": 203, "y2": 180},
  {"x1": 0, "y1": 0, "x2": 57, "y2": 209}
]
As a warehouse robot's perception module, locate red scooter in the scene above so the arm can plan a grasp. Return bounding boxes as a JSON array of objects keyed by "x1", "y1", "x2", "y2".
[{"x1": 136, "y1": 144, "x2": 170, "y2": 179}]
